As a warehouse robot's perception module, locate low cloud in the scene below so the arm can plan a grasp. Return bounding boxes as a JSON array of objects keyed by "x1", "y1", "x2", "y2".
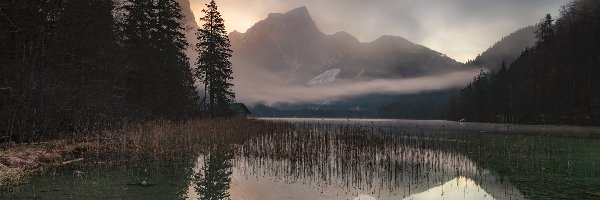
[{"x1": 232, "y1": 63, "x2": 480, "y2": 106}]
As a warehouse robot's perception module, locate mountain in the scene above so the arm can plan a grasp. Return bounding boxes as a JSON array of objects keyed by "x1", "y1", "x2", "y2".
[
  {"x1": 230, "y1": 6, "x2": 466, "y2": 84},
  {"x1": 469, "y1": 26, "x2": 536, "y2": 71},
  {"x1": 175, "y1": 0, "x2": 199, "y2": 67}
]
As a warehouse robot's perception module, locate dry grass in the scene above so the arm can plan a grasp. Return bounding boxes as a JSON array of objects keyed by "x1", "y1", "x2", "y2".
[
  {"x1": 89, "y1": 118, "x2": 293, "y2": 160},
  {"x1": 0, "y1": 140, "x2": 89, "y2": 191}
]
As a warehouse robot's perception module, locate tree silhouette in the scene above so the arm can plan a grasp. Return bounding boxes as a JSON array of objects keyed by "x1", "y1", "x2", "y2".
[
  {"x1": 535, "y1": 14, "x2": 555, "y2": 47},
  {"x1": 195, "y1": 0, "x2": 235, "y2": 116}
]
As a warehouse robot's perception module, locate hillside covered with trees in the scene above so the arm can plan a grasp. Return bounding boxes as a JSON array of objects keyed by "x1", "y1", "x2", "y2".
[{"x1": 450, "y1": 0, "x2": 600, "y2": 125}]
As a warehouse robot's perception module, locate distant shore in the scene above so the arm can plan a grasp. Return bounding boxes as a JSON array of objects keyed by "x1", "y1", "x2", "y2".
[{"x1": 262, "y1": 117, "x2": 600, "y2": 138}]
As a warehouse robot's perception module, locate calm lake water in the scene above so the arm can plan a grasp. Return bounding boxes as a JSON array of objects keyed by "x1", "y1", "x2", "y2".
[{"x1": 3, "y1": 118, "x2": 600, "y2": 199}]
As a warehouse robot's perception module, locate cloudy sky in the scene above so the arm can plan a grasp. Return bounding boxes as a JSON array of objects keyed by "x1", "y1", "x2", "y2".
[{"x1": 189, "y1": 0, "x2": 568, "y2": 62}]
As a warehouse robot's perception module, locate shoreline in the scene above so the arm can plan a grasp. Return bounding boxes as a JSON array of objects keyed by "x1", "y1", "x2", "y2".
[
  {"x1": 261, "y1": 117, "x2": 600, "y2": 128},
  {"x1": 263, "y1": 117, "x2": 600, "y2": 138},
  {"x1": 0, "y1": 141, "x2": 93, "y2": 191},
  {"x1": 0, "y1": 118, "x2": 293, "y2": 192}
]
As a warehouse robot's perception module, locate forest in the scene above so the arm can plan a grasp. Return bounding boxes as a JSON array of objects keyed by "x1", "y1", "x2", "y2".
[
  {"x1": 449, "y1": 0, "x2": 600, "y2": 125},
  {"x1": 0, "y1": 0, "x2": 234, "y2": 142}
]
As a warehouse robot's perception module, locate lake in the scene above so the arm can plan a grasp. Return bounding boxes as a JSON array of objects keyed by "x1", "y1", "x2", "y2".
[{"x1": 3, "y1": 118, "x2": 600, "y2": 199}]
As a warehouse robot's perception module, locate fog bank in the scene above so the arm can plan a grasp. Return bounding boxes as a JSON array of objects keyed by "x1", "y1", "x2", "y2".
[{"x1": 232, "y1": 63, "x2": 481, "y2": 106}]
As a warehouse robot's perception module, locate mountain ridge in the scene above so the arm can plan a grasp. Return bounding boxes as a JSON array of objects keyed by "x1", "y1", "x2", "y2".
[
  {"x1": 469, "y1": 26, "x2": 536, "y2": 71},
  {"x1": 230, "y1": 6, "x2": 466, "y2": 85}
]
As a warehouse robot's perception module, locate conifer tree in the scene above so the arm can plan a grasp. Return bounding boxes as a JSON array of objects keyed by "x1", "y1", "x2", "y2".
[
  {"x1": 195, "y1": 0, "x2": 235, "y2": 116},
  {"x1": 535, "y1": 14, "x2": 555, "y2": 46}
]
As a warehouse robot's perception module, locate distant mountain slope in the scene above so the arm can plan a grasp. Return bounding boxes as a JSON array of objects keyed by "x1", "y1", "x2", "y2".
[
  {"x1": 452, "y1": 0, "x2": 600, "y2": 125},
  {"x1": 469, "y1": 26, "x2": 536, "y2": 71},
  {"x1": 354, "y1": 26, "x2": 535, "y2": 120},
  {"x1": 378, "y1": 90, "x2": 459, "y2": 119},
  {"x1": 230, "y1": 6, "x2": 466, "y2": 84}
]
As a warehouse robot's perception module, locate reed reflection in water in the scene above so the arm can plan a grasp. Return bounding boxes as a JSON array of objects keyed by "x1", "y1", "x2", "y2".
[{"x1": 188, "y1": 122, "x2": 525, "y2": 200}]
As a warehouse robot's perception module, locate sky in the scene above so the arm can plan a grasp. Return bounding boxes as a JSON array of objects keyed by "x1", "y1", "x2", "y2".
[{"x1": 189, "y1": 0, "x2": 568, "y2": 63}]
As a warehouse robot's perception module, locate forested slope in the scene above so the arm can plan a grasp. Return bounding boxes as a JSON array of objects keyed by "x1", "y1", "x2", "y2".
[{"x1": 450, "y1": 0, "x2": 600, "y2": 125}]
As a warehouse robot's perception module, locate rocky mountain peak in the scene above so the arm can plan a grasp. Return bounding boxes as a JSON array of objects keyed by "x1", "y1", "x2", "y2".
[
  {"x1": 245, "y1": 6, "x2": 321, "y2": 39},
  {"x1": 231, "y1": 6, "x2": 466, "y2": 84},
  {"x1": 285, "y1": 6, "x2": 310, "y2": 17}
]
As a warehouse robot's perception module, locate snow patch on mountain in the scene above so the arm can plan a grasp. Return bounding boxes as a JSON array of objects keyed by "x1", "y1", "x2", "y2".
[{"x1": 308, "y1": 68, "x2": 341, "y2": 85}]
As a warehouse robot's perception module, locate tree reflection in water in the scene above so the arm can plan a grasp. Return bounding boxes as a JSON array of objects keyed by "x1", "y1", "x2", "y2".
[{"x1": 194, "y1": 147, "x2": 233, "y2": 200}]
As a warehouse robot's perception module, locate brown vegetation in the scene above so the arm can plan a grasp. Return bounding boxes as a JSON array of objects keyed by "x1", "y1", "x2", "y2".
[
  {"x1": 0, "y1": 118, "x2": 294, "y2": 191},
  {"x1": 0, "y1": 140, "x2": 89, "y2": 191}
]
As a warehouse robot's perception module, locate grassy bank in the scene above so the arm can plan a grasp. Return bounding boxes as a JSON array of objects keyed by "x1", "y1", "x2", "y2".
[{"x1": 0, "y1": 118, "x2": 294, "y2": 191}]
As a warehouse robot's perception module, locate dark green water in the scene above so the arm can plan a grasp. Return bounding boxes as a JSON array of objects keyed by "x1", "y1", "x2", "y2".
[{"x1": 2, "y1": 119, "x2": 600, "y2": 199}]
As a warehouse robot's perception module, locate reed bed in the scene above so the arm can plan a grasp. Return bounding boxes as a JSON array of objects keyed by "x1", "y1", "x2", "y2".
[
  {"x1": 235, "y1": 122, "x2": 505, "y2": 198},
  {"x1": 84, "y1": 118, "x2": 294, "y2": 162},
  {"x1": 232, "y1": 121, "x2": 600, "y2": 199}
]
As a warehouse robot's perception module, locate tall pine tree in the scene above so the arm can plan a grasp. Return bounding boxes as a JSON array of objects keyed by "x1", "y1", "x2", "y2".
[{"x1": 195, "y1": 0, "x2": 234, "y2": 116}]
